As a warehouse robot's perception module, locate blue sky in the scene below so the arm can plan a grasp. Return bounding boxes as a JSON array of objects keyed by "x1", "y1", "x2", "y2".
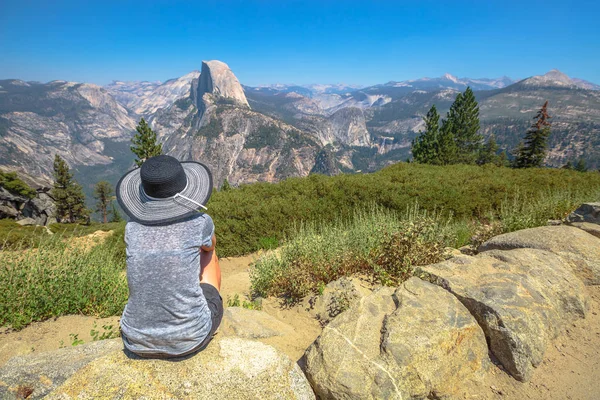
[{"x1": 1, "y1": 0, "x2": 599, "y2": 86}]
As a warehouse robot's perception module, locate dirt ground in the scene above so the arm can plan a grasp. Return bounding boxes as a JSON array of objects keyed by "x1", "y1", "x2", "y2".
[{"x1": 1, "y1": 254, "x2": 599, "y2": 399}]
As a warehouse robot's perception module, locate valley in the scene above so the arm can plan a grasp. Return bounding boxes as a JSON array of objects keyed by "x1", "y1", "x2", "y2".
[{"x1": 1, "y1": 63, "x2": 599, "y2": 195}]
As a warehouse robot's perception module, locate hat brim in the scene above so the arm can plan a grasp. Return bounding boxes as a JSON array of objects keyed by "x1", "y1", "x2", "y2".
[{"x1": 116, "y1": 161, "x2": 213, "y2": 225}]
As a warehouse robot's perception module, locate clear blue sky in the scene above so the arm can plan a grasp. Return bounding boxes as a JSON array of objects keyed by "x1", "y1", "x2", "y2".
[{"x1": 1, "y1": 0, "x2": 599, "y2": 86}]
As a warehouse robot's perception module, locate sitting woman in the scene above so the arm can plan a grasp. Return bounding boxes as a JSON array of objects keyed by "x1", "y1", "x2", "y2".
[{"x1": 116, "y1": 154, "x2": 223, "y2": 358}]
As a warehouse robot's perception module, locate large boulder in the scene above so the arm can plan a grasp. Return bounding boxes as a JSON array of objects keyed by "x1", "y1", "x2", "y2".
[
  {"x1": 303, "y1": 278, "x2": 489, "y2": 399},
  {"x1": 47, "y1": 337, "x2": 314, "y2": 399},
  {"x1": 424, "y1": 248, "x2": 589, "y2": 382},
  {"x1": 568, "y1": 222, "x2": 600, "y2": 239},
  {"x1": 0, "y1": 186, "x2": 56, "y2": 226},
  {"x1": 567, "y1": 202, "x2": 600, "y2": 225},
  {"x1": 220, "y1": 307, "x2": 295, "y2": 338},
  {"x1": 304, "y1": 277, "x2": 372, "y2": 325},
  {"x1": 478, "y1": 225, "x2": 600, "y2": 285},
  {"x1": 0, "y1": 339, "x2": 123, "y2": 399},
  {"x1": 1, "y1": 336, "x2": 314, "y2": 400}
]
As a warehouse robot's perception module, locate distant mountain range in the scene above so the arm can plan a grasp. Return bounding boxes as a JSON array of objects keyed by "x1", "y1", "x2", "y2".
[{"x1": 1, "y1": 66, "x2": 599, "y2": 200}]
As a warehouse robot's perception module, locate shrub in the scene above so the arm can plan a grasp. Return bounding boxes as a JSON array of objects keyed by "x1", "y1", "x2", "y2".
[
  {"x1": 249, "y1": 206, "x2": 455, "y2": 302},
  {"x1": 209, "y1": 164, "x2": 600, "y2": 257},
  {"x1": 0, "y1": 229, "x2": 128, "y2": 329},
  {"x1": 0, "y1": 171, "x2": 37, "y2": 198}
]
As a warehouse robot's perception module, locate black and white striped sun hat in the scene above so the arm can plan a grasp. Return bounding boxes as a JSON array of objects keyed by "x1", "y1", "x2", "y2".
[{"x1": 116, "y1": 155, "x2": 213, "y2": 225}]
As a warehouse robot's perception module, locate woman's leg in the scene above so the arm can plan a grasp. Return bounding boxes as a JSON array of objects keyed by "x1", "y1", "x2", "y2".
[{"x1": 200, "y1": 249, "x2": 221, "y2": 291}]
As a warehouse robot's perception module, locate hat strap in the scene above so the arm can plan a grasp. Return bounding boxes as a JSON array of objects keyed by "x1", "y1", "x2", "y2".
[{"x1": 174, "y1": 192, "x2": 208, "y2": 211}]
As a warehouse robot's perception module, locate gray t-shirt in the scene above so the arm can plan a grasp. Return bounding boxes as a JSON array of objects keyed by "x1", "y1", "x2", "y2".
[{"x1": 120, "y1": 213, "x2": 215, "y2": 356}]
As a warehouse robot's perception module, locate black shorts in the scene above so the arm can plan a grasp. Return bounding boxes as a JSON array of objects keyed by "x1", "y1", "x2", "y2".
[
  {"x1": 195, "y1": 282, "x2": 224, "y2": 350},
  {"x1": 130, "y1": 282, "x2": 223, "y2": 359}
]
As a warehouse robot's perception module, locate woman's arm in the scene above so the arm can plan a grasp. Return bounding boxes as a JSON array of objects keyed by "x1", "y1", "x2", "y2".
[{"x1": 201, "y1": 234, "x2": 216, "y2": 252}]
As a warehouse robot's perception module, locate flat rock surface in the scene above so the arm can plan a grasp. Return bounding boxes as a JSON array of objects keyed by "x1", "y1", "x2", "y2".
[
  {"x1": 0, "y1": 338, "x2": 122, "y2": 399},
  {"x1": 424, "y1": 248, "x2": 589, "y2": 381},
  {"x1": 478, "y1": 225, "x2": 600, "y2": 285},
  {"x1": 569, "y1": 221, "x2": 600, "y2": 239},
  {"x1": 41, "y1": 337, "x2": 313, "y2": 400},
  {"x1": 304, "y1": 278, "x2": 489, "y2": 399}
]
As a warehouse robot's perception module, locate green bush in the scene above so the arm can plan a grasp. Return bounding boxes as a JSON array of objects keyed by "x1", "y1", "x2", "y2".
[
  {"x1": 0, "y1": 230, "x2": 128, "y2": 329},
  {"x1": 0, "y1": 171, "x2": 37, "y2": 198},
  {"x1": 0, "y1": 220, "x2": 125, "y2": 250},
  {"x1": 209, "y1": 164, "x2": 600, "y2": 257},
  {"x1": 250, "y1": 206, "x2": 455, "y2": 302}
]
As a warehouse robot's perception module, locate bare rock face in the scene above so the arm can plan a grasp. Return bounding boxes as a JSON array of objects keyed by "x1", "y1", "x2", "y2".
[
  {"x1": 424, "y1": 248, "x2": 589, "y2": 381},
  {"x1": 0, "y1": 80, "x2": 137, "y2": 184},
  {"x1": 478, "y1": 225, "x2": 600, "y2": 285},
  {"x1": 567, "y1": 202, "x2": 600, "y2": 225},
  {"x1": 196, "y1": 60, "x2": 249, "y2": 109},
  {"x1": 0, "y1": 187, "x2": 56, "y2": 226},
  {"x1": 303, "y1": 278, "x2": 489, "y2": 399}
]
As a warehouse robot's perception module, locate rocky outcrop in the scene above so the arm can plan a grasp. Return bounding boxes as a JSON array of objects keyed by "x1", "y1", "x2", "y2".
[
  {"x1": 303, "y1": 278, "x2": 489, "y2": 399},
  {"x1": 0, "y1": 186, "x2": 56, "y2": 225},
  {"x1": 326, "y1": 107, "x2": 370, "y2": 146},
  {"x1": 129, "y1": 71, "x2": 200, "y2": 116},
  {"x1": 196, "y1": 60, "x2": 249, "y2": 109},
  {"x1": 424, "y1": 248, "x2": 589, "y2": 382},
  {"x1": 220, "y1": 307, "x2": 295, "y2": 339},
  {"x1": 46, "y1": 337, "x2": 313, "y2": 400},
  {"x1": 567, "y1": 202, "x2": 600, "y2": 225},
  {"x1": 157, "y1": 95, "x2": 318, "y2": 187},
  {"x1": 304, "y1": 277, "x2": 371, "y2": 325},
  {"x1": 0, "y1": 336, "x2": 314, "y2": 400},
  {"x1": 0, "y1": 339, "x2": 123, "y2": 399},
  {"x1": 0, "y1": 79, "x2": 137, "y2": 185},
  {"x1": 479, "y1": 225, "x2": 600, "y2": 285}
]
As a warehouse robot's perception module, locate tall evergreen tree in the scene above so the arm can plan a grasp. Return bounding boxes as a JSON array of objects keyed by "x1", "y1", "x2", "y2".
[
  {"x1": 477, "y1": 135, "x2": 500, "y2": 165},
  {"x1": 514, "y1": 101, "x2": 552, "y2": 168},
  {"x1": 131, "y1": 118, "x2": 163, "y2": 167},
  {"x1": 411, "y1": 105, "x2": 440, "y2": 164},
  {"x1": 94, "y1": 181, "x2": 114, "y2": 223},
  {"x1": 51, "y1": 155, "x2": 88, "y2": 223},
  {"x1": 110, "y1": 202, "x2": 123, "y2": 223},
  {"x1": 435, "y1": 119, "x2": 458, "y2": 165},
  {"x1": 446, "y1": 87, "x2": 482, "y2": 164}
]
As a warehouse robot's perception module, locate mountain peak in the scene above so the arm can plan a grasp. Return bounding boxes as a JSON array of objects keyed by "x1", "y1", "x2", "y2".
[
  {"x1": 521, "y1": 69, "x2": 599, "y2": 90},
  {"x1": 442, "y1": 73, "x2": 459, "y2": 83},
  {"x1": 197, "y1": 60, "x2": 249, "y2": 107}
]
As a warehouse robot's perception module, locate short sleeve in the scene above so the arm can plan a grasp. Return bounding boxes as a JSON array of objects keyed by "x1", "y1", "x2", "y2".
[{"x1": 201, "y1": 214, "x2": 215, "y2": 248}]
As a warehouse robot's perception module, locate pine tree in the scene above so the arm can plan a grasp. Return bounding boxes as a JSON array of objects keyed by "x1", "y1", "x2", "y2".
[
  {"x1": 477, "y1": 135, "x2": 500, "y2": 165},
  {"x1": 411, "y1": 105, "x2": 440, "y2": 164},
  {"x1": 435, "y1": 119, "x2": 458, "y2": 165},
  {"x1": 51, "y1": 155, "x2": 89, "y2": 223},
  {"x1": 131, "y1": 118, "x2": 163, "y2": 167},
  {"x1": 110, "y1": 202, "x2": 123, "y2": 223},
  {"x1": 514, "y1": 101, "x2": 552, "y2": 168},
  {"x1": 94, "y1": 181, "x2": 113, "y2": 223},
  {"x1": 574, "y1": 159, "x2": 587, "y2": 172},
  {"x1": 562, "y1": 161, "x2": 573, "y2": 170},
  {"x1": 446, "y1": 87, "x2": 482, "y2": 164}
]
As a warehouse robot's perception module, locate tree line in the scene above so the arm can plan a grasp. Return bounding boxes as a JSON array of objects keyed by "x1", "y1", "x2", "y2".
[
  {"x1": 410, "y1": 89, "x2": 588, "y2": 170},
  {"x1": 51, "y1": 118, "x2": 162, "y2": 223}
]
